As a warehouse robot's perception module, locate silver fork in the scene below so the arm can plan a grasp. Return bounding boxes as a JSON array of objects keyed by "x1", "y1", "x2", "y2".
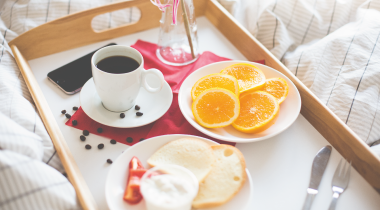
[{"x1": 328, "y1": 159, "x2": 351, "y2": 210}]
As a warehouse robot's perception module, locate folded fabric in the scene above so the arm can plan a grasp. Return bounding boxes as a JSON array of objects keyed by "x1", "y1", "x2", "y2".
[
  {"x1": 66, "y1": 40, "x2": 265, "y2": 146},
  {"x1": 235, "y1": 0, "x2": 380, "y2": 151}
]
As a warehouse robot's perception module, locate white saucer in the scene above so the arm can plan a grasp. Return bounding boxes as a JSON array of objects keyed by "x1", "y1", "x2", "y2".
[
  {"x1": 105, "y1": 134, "x2": 253, "y2": 210},
  {"x1": 178, "y1": 61, "x2": 301, "y2": 143},
  {"x1": 80, "y1": 78, "x2": 173, "y2": 128}
]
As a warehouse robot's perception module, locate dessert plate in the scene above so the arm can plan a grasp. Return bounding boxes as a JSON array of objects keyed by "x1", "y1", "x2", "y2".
[
  {"x1": 178, "y1": 61, "x2": 301, "y2": 143},
  {"x1": 80, "y1": 78, "x2": 173, "y2": 128},
  {"x1": 105, "y1": 134, "x2": 253, "y2": 210}
]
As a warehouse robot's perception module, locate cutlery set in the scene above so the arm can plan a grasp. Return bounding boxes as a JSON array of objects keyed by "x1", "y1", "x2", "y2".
[{"x1": 302, "y1": 146, "x2": 351, "y2": 210}]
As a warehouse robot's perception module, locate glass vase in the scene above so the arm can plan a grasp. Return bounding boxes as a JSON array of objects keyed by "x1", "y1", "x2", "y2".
[{"x1": 156, "y1": 0, "x2": 199, "y2": 66}]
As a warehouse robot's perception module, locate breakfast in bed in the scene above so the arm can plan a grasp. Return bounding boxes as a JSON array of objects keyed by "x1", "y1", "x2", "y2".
[{"x1": 5, "y1": 0, "x2": 379, "y2": 210}]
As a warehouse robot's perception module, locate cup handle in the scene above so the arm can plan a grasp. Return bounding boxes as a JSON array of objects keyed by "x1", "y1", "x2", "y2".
[{"x1": 141, "y1": 68, "x2": 165, "y2": 93}]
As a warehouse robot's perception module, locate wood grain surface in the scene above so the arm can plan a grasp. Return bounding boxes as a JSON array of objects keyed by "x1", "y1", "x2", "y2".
[
  {"x1": 9, "y1": 0, "x2": 206, "y2": 60},
  {"x1": 11, "y1": 46, "x2": 98, "y2": 210},
  {"x1": 205, "y1": 0, "x2": 380, "y2": 193}
]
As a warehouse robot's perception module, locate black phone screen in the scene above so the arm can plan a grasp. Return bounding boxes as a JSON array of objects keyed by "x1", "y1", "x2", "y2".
[{"x1": 47, "y1": 43, "x2": 117, "y2": 94}]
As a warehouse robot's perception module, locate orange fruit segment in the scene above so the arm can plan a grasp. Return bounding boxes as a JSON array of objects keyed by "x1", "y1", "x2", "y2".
[
  {"x1": 192, "y1": 88, "x2": 240, "y2": 128},
  {"x1": 261, "y1": 78, "x2": 289, "y2": 104},
  {"x1": 191, "y1": 73, "x2": 239, "y2": 100},
  {"x1": 232, "y1": 91, "x2": 279, "y2": 133},
  {"x1": 221, "y1": 63, "x2": 266, "y2": 93}
]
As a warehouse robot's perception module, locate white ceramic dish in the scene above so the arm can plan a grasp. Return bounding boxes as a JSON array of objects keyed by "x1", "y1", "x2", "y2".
[
  {"x1": 80, "y1": 78, "x2": 173, "y2": 128},
  {"x1": 178, "y1": 61, "x2": 301, "y2": 143},
  {"x1": 105, "y1": 134, "x2": 253, "y2": 210}
]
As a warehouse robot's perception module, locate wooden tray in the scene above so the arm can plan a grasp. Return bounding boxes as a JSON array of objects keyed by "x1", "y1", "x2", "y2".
[{"x1": 8, "y1": 0, "x2": 380, "y2": 209}]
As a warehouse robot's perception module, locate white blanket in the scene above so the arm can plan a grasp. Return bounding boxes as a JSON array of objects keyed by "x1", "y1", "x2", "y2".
[
  {"x1": 230, "y1": 0, "x2": 380, "y2": 152},
  {"x1": 0, "y1": 0, "x2": 380, "y2": 209}
]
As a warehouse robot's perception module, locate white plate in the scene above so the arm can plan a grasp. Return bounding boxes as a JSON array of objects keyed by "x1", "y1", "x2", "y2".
[
  {"x1": 178, "y1": 61, "x2": 301, "y2": 143},
  {"x1": 80, "y1": 78, "x2": 173, "y2": 128},
  {"x1": 105, "y1": 134, "x2": 253, "y2": 210}
]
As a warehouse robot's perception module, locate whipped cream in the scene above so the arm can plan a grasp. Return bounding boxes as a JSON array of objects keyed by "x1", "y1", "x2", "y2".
[{"x1": 140, "y1": 166, "x2": 198, "y2": 210}]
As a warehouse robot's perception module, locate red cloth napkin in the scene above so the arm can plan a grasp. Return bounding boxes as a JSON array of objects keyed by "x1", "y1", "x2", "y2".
[{"x1": 66, "y1": 40, "x2": 265, "y2": 146}]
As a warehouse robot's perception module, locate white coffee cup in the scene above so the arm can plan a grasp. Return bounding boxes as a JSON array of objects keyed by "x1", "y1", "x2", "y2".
[{"x1": 91, "y1": 45, "x2": 165, "y2": 112}]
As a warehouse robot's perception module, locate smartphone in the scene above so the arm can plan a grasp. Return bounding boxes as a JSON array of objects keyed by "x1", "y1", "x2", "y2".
[{"x1": 47, "y1": 43, "x2": 117, "y2": 94}]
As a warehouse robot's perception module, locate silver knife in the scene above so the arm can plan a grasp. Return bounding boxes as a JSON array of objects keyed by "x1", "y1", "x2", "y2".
[{"x1": 302, "y1": 145, "x2": 332, "y2": 210}]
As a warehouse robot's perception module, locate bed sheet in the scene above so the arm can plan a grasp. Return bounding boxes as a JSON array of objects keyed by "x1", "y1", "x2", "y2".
[{"x1": 231, "y1": 0, "x2": 380, "y2": 152}]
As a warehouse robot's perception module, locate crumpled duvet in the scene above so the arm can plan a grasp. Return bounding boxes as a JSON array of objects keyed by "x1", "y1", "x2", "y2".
[{"x1": 231, "y1": 0, "x2": 380, "y2": 154}]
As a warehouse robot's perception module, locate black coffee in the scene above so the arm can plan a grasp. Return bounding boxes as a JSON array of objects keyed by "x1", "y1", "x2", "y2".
[{"x1": 96, "y1": 56, "x2": 140, "y2": 74}]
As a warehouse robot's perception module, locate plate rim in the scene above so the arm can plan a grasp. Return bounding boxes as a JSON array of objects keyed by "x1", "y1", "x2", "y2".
[
  {"x1": 80, "y1": 78, "x2": 173, "y2": 128},
  {"x1": 178, "y1": 60, "x2": 301, "y2": 143},
  {"x1": 105, "y1": 134, "x2": 253, "y2": 210}
]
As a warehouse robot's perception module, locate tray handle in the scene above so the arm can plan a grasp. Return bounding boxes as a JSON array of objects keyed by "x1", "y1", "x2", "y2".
[
  {"x1": 9, "y1": 0, "x2": 207, "y2": 61},
  {"x1": 9, "y1": 0, "x2": 159, "y2": 60}
]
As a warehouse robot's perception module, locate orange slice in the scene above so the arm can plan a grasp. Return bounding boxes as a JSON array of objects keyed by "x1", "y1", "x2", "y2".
[
  {"x1": 261, "y1": 78, "x2": 289, "y2": 104},
  {"x1": 191, "y1": 73, "x2": 239, "y2": 100},
  {"x1": 232, "y1": 91, "x2": 279, "y2": 133},
  {"x1": 221, "y1": 63, "x2": 266, "y2": 93},
  {"x1": 192, "y1": 88, "x2": 240, "y2": 128}
]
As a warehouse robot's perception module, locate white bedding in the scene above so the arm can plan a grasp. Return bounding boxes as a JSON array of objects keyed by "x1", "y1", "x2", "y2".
[
  {"x1": 231, "y1": 0, "x2": 380, "y2": 150},
  {"x1": 0, "y1": 0, "x2": 379, "y2": 209}
]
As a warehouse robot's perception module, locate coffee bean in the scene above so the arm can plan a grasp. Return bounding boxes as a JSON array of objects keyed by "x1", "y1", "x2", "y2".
[
  {"x1": 98, "y1": 143, "x2": 104, "y2": 149},
  {"x1": 73, "y1": 106, "x2": 78, "y2": 111},
  {"x1": 85, "y1": 144, "x2": 91, "y2": 150},
  {"x1": 83, "y1": 130, "x2": 89, "y2": 136},
  {"x1": 126, "y1": 137, "x2": 133, "y2": 143},
  {"x1": 72, "y1": 120, "x2": 77, "y2": 126},
  {"x1": 61, "y1": 110, "x2": 66, "y2": 114},
  {"x1": 135, "y1": 105, "x2": 140, "y2": 110},
  {"x1": 136, "y1": 112, "x2": 143, "y2": 116},
  {"x1": 110, "y1": 139, "x2": 117, "y2": 144},
  {"x1": 80, "y1": 135, "x2": 86, "y2": 141},
  {"x1": 139, "y1": 138, "x2": 145, "y2": 142},
  {"x1": 97, "y1": 128, "x2": 103, "y2": 133},
  {"x1": 65, "y1": 113, "x2": 71, "y2": 119},
  {"x1": 120, "y1": 113, "x2": 125, "y2": 118},
  {"x1": 107, "y1": 159, "x2": 113, "y2": 164}
]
